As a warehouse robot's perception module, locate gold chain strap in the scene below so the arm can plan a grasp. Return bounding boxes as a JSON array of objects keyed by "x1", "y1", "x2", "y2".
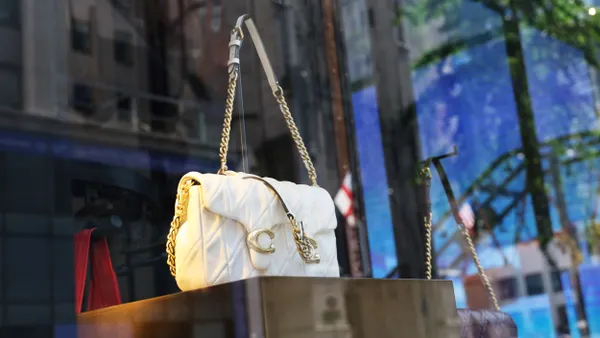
[
  {"x1": 166, "y1": 179, "x2": 194, "y2": 277},
  {"x1": 218, "y1": 70, "x2": 238, "y2": 174},
  {"x1": 460, "y1": 226, "x2": 500, "y2": 311},
  {"x1": 218, "y1": 27, "x2": 318, "y2": 186},
  {"x1": 273, "y1": 86, "x2": 318, "y2": 186},
  {"x1": 423, "y1": 163, "x2": 500, "y2": 311},
  {"x1": 424, "y1": 212, "x2": 433, "y2": 280},
  {"x1": 422, "y1": 166, "x2": 433, "y2": 280}
]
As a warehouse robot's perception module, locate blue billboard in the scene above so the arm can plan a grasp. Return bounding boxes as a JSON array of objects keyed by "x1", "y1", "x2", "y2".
[{"x1": 351, "y1": 86, "x2": 396, "y2": 277}]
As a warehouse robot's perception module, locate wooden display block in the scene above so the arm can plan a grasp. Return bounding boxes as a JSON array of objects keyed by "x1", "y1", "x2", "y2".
[{"x1": 77, "y1": 277, "x2": 461, "y2": 338}]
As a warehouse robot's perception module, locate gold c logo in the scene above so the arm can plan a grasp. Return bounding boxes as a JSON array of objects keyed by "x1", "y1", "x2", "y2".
[{"x1": 247, "y1": 228, "x2": 276, "y2": 254}]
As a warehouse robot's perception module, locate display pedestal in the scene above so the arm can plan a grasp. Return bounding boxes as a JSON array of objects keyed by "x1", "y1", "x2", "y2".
[{"x1": 77, "y1": 277, "x2": 460, "y2": 337}]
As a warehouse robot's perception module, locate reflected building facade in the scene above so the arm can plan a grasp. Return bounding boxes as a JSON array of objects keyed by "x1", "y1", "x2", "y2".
[{"x1": 0, "y1": 0, "x2": 346, "y2": 335}]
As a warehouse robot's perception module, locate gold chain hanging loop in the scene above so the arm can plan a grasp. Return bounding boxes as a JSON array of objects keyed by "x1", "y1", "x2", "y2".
[
  {"x1": 427, "y1": 159, "x2": 500, "y2": 311},
  {"x1": 422, "y1": 196, "x2": 499, "y2": 309},
  {"x1": 287, "y1": 214, "x2": 320, "y2": 263}
]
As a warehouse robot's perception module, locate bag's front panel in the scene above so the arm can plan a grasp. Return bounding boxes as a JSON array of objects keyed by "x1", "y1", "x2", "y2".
[
  {"x1": 263, "y1": 177, "x2": 340, "y2": 277},
  {"x1": 175, "y1": 185, "x2": 259, "y2": 290},
  {"x1": 174, "y1": 172, "x2": 340, "y2": 291},
  {"x1": 264, "y1": 223, "x2": 309, "y2": 275},
  {"x1": 200, "y1": 173, "x2": 339, "y2": 277}
]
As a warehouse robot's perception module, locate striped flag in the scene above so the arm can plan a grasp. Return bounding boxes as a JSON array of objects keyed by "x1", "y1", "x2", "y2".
[
  {"x1": 334, "y1": 172, "x2": 363, "y2": 277},
  {"x1": 334, "y1": 173, "x2": 356, "y2": 227}
]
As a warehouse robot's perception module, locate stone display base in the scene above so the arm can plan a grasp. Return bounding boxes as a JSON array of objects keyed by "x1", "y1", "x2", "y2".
[{"x1": 77, "y1": 277, "x2": 460, "y2": 338}]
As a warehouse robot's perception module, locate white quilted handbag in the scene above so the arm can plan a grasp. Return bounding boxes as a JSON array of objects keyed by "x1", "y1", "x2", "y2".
[{"x1": 166, "y1": 14, "x2": 340, "y2": 291}]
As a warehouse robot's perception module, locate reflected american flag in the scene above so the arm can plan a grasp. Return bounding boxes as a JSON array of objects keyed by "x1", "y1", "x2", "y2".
[{"x1": 459, "y1": 203, "x2": 475, "y2": 230}]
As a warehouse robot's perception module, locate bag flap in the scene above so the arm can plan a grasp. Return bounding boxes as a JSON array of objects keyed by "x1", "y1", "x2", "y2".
[{"x1": 181, "y1": 171, "x2": 336, "y2": 234}]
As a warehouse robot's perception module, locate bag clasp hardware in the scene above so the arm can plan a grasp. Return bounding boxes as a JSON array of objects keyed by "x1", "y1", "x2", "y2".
[
  {"x1": 287, "y1": 213, "x2": 320, "y2": 264},
  {"x1": 247, "y1": 228, "x2": 276, "y2": 254}
]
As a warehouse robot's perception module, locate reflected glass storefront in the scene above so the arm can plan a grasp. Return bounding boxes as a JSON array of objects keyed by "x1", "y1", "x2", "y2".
[
  {"x1": 338, "y1": 0, "x2": 600, "y2": 336},
  {"x1": 393, "y1": 0, "x2": 600, "y2": 337},
  {"x1": 0, "y1": 0, "x2": 599, "y2": 337},
  {"x1": 0, "y1": 0, "x2": 349, "y2": 335}
]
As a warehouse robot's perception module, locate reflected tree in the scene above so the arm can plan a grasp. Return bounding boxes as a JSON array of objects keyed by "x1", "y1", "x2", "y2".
[
  {"x1": 399, "y1": 0, "x2": 600, "y2": 333},
  {"x1": 403, "y1": 0, "x2": 599, "y2": 259}
]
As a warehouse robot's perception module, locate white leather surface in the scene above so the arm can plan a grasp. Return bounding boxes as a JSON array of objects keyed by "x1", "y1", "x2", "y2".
[{"x1": 174, "y1": 171, "x2": 340, "y2": 291}]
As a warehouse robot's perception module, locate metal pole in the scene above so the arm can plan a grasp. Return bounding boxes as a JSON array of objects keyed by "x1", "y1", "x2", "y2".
[{"x1": 321, "y1": 0, "x2": 364, "y2": 277}]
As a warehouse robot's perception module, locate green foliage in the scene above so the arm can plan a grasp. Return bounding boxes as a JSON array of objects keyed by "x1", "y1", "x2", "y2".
[
  {"x1": 401, "y1": 0, "x2": 600, "y2": 69},
  {"x1": 398, "y1": 0, "x2": 600, "y2": 255}
]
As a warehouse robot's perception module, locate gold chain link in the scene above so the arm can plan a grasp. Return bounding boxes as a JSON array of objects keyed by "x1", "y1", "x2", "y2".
[
  {"x1": 273, "y1": 86, "x2": 317, "y2": 186},
  {"x1": 424, "y1": 212, "x2": 433, "y2": 280},
  {"x1": 288, "y1": 215, "x2": 320, "y2": 263},
  {"x1": 421, "y1": 164, "x2": 499, "y2": 311},
  {"x1": 166, "y1": 179, "x2": 194, "y2": 277},
  {"x1": 422, "y1": 166, "x2": 433, "y2": 280},
  {"x1": 460, "y1": 226, "x2": 500, "y2": 311},
  {"x1": 423, "y1": 210, "x2": 500, "y2": 310},
  {"x1": 218, "y1": 71, "x2": 239, "y2": 174},
  {"x1": 217, "y1": 44, "x2": 317, "y2": 184}
]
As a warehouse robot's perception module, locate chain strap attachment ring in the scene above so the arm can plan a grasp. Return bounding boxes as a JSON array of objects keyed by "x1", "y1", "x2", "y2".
[{"x1": 287, "y1": 213, "x2": 320, "y2": 264}]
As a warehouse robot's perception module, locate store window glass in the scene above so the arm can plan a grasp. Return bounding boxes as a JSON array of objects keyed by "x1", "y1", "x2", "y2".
[
  {"x1": 0, "y1": 0, "x2": 19, "y2": 28},
  {"x1": 396, "y1": 0, "x2": 600, "y2": 336},
  {"x1": 116, "y1": 93, "x2": 132, "y2": 122},
  {"x1": 525, "y1": 273, "x2": 545, "y2": 296},
  {"x1": 0, "y1": 67, "x2": 20, "y2": 109},
  {"x1": 0, "y1": 0, "x2": 599, "y2": 337},
  {"x1": 70, "y1": 83, "x2": 94, "y2": 115},
  {"x1": 71, "y1": 20, "x2": 92, "y2": 54},
  {"x1": 498, "y1": 277, "x2": 518, "y2": 300},
  {"x1": 550, "y1": 269, "x2": 565, "y2": 293},
  {"x1": 113, "y1": 30, "x2": 133, "y2": 66}
]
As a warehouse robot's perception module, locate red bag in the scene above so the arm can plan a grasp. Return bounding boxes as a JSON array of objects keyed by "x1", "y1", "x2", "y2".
[{"x1": 74, "y1": 229, "x2": 122, "y2": 314}]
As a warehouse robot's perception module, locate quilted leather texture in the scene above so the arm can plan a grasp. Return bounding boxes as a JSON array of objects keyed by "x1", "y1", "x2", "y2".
[
  {"x1": 457, "y1": 309, "x2": 518, "y2": 338},
  {"x1": 175, "y1": 171, "x2": 340, "y2": 291}
]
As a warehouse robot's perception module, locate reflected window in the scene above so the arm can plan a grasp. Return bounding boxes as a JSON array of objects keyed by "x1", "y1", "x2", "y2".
[
  {"x1": 210, "y1": 0, "x2": 222, "y2": 32},
  {"x1": 556, "y1": 305, "x2": 570, "y2": 334},
  {"x1": 0, "y1": 0, "x2": 20, "y2": 28},
  {"x1": 71, "y1": 20, "x2": 92, "y2": 54},
  {"x1": 525, "y1": 273, "x2": 545, "y2": 296},
  {"x1": 71, "y1": 83, "x2": 94, "y2": 115},
  {"x1": 114, "y1": 30, "x2": 133, "y2": 66},
  {"x1": 112, "y1": 0, "x2": 132, "y2": 14},
  {"x1": 117, "y1": 93, "x2": 132, "y2": 122},
  {"x1": 0, "y1": 66, "x2": 21, "y2": 109},
  {"x1": 498, "y1": 277, "x2": 518, "y2": 300},
  {"x1": 6, "y1": 238, "x2": 51, "y2": 302},
  {"x1": 550, "y1": 269, "x2": 565, "y2": 293}
]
